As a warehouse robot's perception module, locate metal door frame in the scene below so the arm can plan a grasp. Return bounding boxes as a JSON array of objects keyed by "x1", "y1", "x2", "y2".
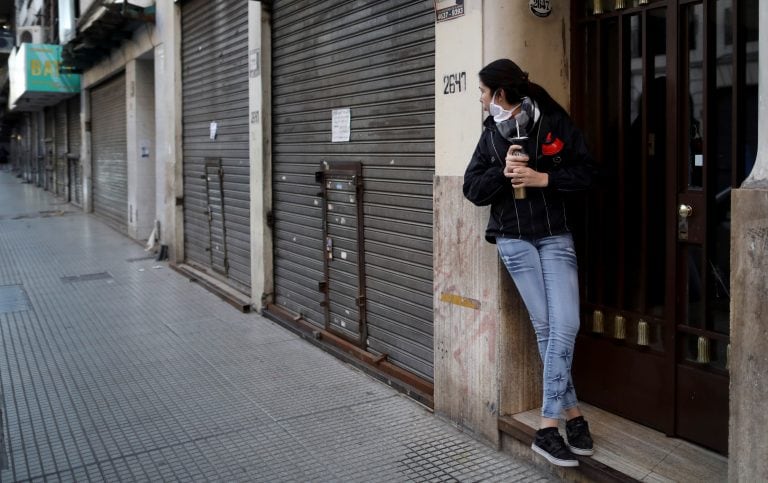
[
  {"x1": 203, "y1": 157, "x2": 230, "y2": 277},
  {"x1": 317, "y1": 161, "x2": 369, "y2": 348}
]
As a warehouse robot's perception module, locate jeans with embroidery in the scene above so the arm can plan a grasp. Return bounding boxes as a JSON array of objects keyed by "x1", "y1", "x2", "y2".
[{"x1": 497, "y1": 234, "x2": 580, "y2": 419}]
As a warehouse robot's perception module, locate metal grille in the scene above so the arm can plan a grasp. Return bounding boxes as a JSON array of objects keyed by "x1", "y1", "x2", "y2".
[
  {"x1": 67, "y1": 95, "x2": 82, "y2": 206},
  {"x1": 55, "y1": 101, "x2": 67, "y2": 197},
  {"x1": 271, "y1": 0, "x2": 435, "y2": 381},
  {"x1": 181, "y1": 0, "x2": 251, "y2": 291},
  {"x1": 91, "y1": 73, "x2": 128, "y2": 231}
]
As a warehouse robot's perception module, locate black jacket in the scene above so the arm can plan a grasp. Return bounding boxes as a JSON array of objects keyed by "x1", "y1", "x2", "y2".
[{"x1": 463, "y1": 108, "x2": 596, "y2": 243}]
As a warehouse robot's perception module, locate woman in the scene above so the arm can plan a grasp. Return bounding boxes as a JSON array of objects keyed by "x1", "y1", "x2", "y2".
[{"x1": 463, "y1": 59, "x2": 596, "y2": 468}]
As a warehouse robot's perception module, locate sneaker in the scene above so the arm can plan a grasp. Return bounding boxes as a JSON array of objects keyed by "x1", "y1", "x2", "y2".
[
  {"x1": 566, "y1": 416, "x2": 595, "y2": 456},
  {"x1": 531, "y1": 427, "x2": 579, "y2": 467}
]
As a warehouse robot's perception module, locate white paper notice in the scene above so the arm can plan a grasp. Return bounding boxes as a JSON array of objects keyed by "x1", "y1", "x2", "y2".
[
  {"x1": 209, "y1": 121, "x2": 218, "y2": 140},
  {"x1": 332, "y1": 108, "x2": 350, "y2": 142}
]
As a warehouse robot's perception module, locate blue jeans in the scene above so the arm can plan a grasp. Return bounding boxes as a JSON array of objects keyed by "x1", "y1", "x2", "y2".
[{"x1": 497, "y1": 234, "x2": 580, "y2": 419}]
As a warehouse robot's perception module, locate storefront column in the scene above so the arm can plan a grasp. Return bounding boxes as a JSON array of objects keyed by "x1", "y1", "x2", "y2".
[
  {"x1": 126, "y1": 59, "x2": 156, "y2": 241},
  {"x1": 81, "y1": 90, "x2": 93, "y2": 213},
  {"x1": 433, "y1": 1, "x2": 569, "y2": 446},
  {"x1": 729, "y1": 2, "x2": 768, "y2": 480},
  {"x1": 248, "y1": 0, "x2": 273, "y2": 311},
  {"x1": 154, "y1": 0, "x2": 183, "y2": 262}
]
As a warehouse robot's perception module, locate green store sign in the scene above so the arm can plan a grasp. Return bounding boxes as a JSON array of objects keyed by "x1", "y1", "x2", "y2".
[{"x1": 25, "y1": 43, "x2": 80, "y2": 93}]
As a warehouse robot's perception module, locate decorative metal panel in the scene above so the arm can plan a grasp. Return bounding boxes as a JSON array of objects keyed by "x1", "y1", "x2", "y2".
[
  {"x1": 181, "y1": 0, "x2": 251, "y2": 291},
  {"x1": 91, "y1": 73, "x2": 128, "y2": 231},
  {"x1": 272, "y1": 0, "x2": 436, "y2": 381}
]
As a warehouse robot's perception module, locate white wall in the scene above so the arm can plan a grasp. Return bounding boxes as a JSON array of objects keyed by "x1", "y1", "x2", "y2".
[{"x1": 434, "y1": 3, "x2": 483, "y2": 177}]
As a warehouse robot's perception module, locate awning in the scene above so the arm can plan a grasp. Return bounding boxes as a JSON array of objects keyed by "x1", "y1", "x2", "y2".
[{"x1": 61, "y1": 2, "x2": 155, "y2": 73}]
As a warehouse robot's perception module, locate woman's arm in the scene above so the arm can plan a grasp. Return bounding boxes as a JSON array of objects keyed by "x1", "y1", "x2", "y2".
[
  {"x1": 463, "y1": 136, "x2": 510, "y2": 206},
  {"x1": 546, "y1": 117, "x2": 599, "y2": 191}
]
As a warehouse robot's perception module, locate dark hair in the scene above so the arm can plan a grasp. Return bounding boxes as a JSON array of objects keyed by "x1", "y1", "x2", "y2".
[{"x1": 479, "y1": 59, "x2": 568, "y2": 117}]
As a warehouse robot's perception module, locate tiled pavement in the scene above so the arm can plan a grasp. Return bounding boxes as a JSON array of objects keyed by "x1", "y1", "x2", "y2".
[{"x1": 0, "y1": 168, "x2": 551, "y2": 482}]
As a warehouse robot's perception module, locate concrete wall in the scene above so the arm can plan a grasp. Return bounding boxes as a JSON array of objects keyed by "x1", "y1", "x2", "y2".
[
  {"x1": 433, "y1": 1, "x2": 570, "y2": 445},
  {"x1": 729, "y1": 1, "x2": 767, "y2": 480},
  {"x1": 17, "y1": 0, "x2": 44, "y2": 27},
  {"x1": 153, "y1": 1, "x2": 183, "y2": 262},
  {"x1": 126, "y1": 59, "x2": 156, "y2": 241},
  {"x1": 248, "y1": 0, "x2": 273, "y2": 311}
]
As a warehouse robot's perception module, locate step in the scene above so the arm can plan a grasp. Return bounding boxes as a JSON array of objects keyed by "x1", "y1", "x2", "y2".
[{"x1": 499, "y1": 403, "x2": 727, "y2": 482}]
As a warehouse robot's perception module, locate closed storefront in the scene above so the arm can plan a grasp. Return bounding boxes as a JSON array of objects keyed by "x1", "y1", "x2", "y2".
[
  {"x1": 54, "y1": 101, "x2": 67, "y2": 197},
  {"x1": 91, "y1": 73, "x2": 128, "y2": 231},
  {"x1": 67, "y1": 95, "x2": 82, "y2": 206},
  {"x1": 180, "y1": 0, "x2": 251, "y2": 291},
  {"x1": 34, "y1": 113, "x2": 44, "y2": 187},
  {"x1": 44, "y1": 107, "x2": 55, "y2": 191},
  {"x1": 270, "y1": 0, "x2": 435, "y2": 381}
]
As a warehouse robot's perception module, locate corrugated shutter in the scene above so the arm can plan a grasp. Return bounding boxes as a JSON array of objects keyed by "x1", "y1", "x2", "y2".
[
  {"x1": 271, "y1": 0, "x2": 435, "y2": 381},
  {"x1": 67, "y1": 95, "x2": 82, "y2": 206},
  {"x1": 34, "y1": 113, "x2": 43, "y2": 187},
  {"x1": 91, "y1": 73, "x2": 128, "y2": 231},
  {"x1": 181, "y1": 0, "x2": 251, "y2": 291},
  {"x1": 44, "y1": 107, "x2": 55, "y2": 191},
  {"x1": 55, "y1": 102, "x2": 67, "y2": 197}
]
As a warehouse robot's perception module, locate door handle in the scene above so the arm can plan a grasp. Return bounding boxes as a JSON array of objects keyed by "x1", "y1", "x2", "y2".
[{"x1": 678, "y1": 204, "x2": 693, "y2": 240}]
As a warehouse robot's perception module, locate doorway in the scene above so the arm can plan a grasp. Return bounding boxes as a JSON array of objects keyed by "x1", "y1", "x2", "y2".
[{"x1": 571, "y1": 0, "x2": 759, "y2": 454}]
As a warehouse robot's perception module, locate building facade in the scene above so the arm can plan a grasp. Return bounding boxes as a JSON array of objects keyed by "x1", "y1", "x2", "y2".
[{"x1": 4, "y1": 0, "x2": 767, "y2": 479}]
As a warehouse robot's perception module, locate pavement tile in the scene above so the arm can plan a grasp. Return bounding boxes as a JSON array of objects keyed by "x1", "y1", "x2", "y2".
[{"x1": 0, "y1": 172, "x2": 549, "y2": 482}]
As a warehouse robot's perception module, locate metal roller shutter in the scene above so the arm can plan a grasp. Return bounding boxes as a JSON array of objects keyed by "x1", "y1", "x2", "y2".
[
  {"x1": 91, "y1": 73, "x2": 128, "y2": 231},
  {"x1": 181, "y1": 0, "x2": 251, "y2": 291},
  {"x1": 33, "y1": 115, "x2": 41, "y2": 186},
  {"x1": 271, "y1": 0, "x2": 435, "y2": 381},
  {"x1": 55, "y1": 102, "x2": 67, "y2": 197},
  {"x1": 44, "y1": 107, "x2": 55, "y2": 191},
  {"x1": 67, "y1": 95, "x2": 82, "y2": 206}
]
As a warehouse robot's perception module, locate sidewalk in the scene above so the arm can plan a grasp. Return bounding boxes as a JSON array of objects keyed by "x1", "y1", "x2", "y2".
[{"x1": 0, "y1": 169, "x2": 551, "y2": 482}]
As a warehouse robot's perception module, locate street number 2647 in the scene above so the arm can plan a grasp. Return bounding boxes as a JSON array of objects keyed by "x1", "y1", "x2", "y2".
[{"x1": 443, "y1": 72, "x2": 467, "y2": 94}]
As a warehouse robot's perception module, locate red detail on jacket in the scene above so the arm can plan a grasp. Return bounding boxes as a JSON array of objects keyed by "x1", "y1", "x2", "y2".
[{"x1": 542, "y1": 135, "x2": 564, "y2": 156}]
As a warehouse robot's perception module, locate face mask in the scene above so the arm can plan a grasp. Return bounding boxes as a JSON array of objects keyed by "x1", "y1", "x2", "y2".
[
  {"x1": 496, "y1": 97, "x2": 534, "y2": 141},
  {"x1": 489, "y1": 91, "x2": 518, "y2": 122}
]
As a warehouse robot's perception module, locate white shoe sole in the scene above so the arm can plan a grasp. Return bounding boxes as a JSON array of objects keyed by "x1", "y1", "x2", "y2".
[
  {"x1": 531, "y1": 443, "x2": 579, "y2": 467},
  {"x1": 568, "y1": 444, "x2": 595, "y2": 456}
]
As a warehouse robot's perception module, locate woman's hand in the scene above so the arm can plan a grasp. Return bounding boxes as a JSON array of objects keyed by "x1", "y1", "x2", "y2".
[
  {"x1": 503, "y1": 144, "x2": 547, "y2": 188},
  {"x1": 505, "y1": 144, "x2": 529, "y2": 168},
  {"x1": 504, "y1": 165, "x2": 549, "y2": 188}
]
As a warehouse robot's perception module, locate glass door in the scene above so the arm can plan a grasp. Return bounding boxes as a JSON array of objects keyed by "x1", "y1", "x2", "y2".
[
  {"x1": 673, "y1": 0, "x2": 758, "y2": 454},
  {"x1": 571, "y1": 0, "x2": 758, "y2": 454}
]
